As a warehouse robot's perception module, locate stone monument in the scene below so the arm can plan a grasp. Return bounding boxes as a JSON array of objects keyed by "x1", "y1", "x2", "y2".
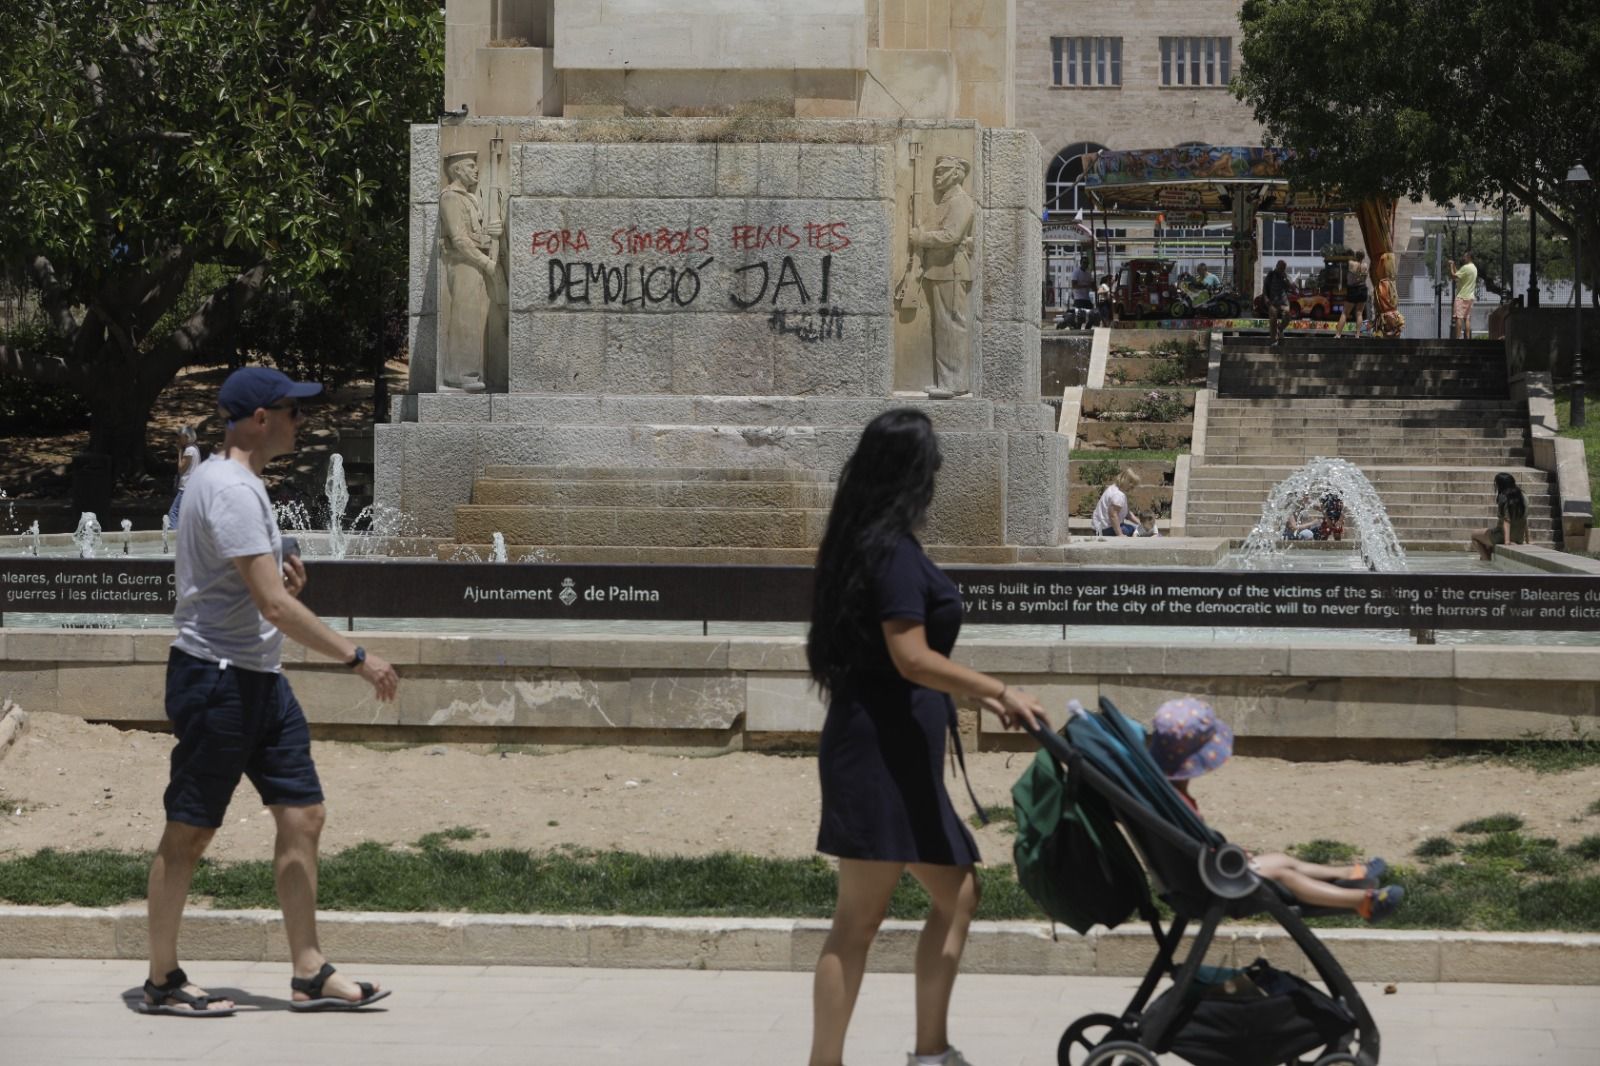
[{"x1": 381, "y1": 0, "x2": 1065, "y2": 555}]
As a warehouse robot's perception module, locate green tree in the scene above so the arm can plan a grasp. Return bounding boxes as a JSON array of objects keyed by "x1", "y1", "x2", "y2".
[
  {"x1": 1236, "y1": 0, "x2": 1600, "y2": 290},
  {"x1": 0, "y1": 0, "x2": 441, "y2": 476}
]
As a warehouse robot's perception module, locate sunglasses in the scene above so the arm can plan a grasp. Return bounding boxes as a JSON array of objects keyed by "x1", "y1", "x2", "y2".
[{"x1": 265, "y1": 401, "x2": 305, "y2": 419}]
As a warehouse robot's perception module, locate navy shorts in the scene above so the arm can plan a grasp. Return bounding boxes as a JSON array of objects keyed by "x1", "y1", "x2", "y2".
[{"x1": 163, "y1": 648, "x2": 324, "y2": 828}]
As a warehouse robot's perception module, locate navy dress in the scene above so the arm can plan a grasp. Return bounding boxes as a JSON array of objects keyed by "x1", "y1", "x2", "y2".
[{"x1": 816, "y1": 534, "x2": 980, "y2": 866}]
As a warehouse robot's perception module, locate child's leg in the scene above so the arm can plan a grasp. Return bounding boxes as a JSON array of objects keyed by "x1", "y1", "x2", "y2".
[
  {"x1": 1259, "y1": 867, "x2": 1367, "y2": 910},
  {"x1": 1251, "y1": 851, "x2": 1369, "y2": 884}
]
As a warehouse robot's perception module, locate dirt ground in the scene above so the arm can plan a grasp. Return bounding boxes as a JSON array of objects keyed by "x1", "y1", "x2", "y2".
[
  {"x1": 0, "y1": 359, "x2": 407, "y2": 505},
  {"x1": 3, "y1": 713, "x2": 1598, "y2": 865}
]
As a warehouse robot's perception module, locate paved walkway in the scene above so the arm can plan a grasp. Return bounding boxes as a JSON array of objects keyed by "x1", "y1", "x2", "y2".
[{"x1": 1, "y1": 959, "x2": 1596, "y2": 1065}]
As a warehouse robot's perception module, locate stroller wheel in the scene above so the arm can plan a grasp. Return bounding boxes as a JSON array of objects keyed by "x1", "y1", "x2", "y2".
[
  {"x1": 1081, "y1": 1041, "x2": 1159, "y2": 1066},
  {"x1": 1056, "y1": 1013, "x2": 1128, "y2": 1065},
  {"x1": 1311, "y1": 1055, "x2": 1365, "y2": 1065}
]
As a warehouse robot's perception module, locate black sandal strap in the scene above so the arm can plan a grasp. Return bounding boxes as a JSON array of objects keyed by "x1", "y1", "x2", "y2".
[
  {"x1": 290, "y1": 962, "x2": 336, "y2": 998},
  {"x1": 145, "y1": 969, "x2": 213, "y2": 1010}
]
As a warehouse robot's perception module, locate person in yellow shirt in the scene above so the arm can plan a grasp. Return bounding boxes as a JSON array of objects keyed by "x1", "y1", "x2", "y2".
[{"x1": 1447, "y1": 251, "x2": 1478, "y2": 339}]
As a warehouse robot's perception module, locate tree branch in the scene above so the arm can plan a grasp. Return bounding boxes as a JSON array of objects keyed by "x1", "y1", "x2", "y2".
[
  {"x1": 109, "y1": 129, "x2": 196, "y2": 148},
  {"x1": 25, "y1": 255, "x2": 81, "y2": 339},
  {"x1": 0, "y1": 341, "x2": 78, "y2": 388},
  {"x1": 144, "y1": 263, "x2": 269, "y2": 384}
]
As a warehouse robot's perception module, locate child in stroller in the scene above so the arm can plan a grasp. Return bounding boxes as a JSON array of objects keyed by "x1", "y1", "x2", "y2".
[{"x1": 1149, "y1": 698, "x2": 1403, "y2": 923}]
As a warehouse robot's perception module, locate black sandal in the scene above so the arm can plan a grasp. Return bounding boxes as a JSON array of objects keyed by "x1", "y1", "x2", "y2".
[
  {"x1": 289, "y1": 962, "x2": 391, "y2": 1012},
  {"x1": 140, "y1": 967, "x2": 237, "y2": 1017}
]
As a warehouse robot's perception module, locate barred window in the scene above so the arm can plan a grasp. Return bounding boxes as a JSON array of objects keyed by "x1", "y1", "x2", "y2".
[
  {"x1": 1160, "y1": 36, "x2": 1231, "y2": 87},
  {"x1": 1051, "y1": 36, "x2": 1122, "y2": 87}
]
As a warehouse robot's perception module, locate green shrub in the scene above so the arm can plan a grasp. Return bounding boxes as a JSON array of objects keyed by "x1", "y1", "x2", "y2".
[
  {"x1": 1456, "y1": 813, "x2": 1525, "y2": 834},
  {"x1": 1415, "y1": 836, "x2": 1457, "y2": 859},
  {"x1": 1077, "y1": 458, "x2": 1122, "y2": 487},
  {"x1": 1132, "y1": 389, "x2": 1189, "y2": 423},
  {"x1": 1570, "y1": 835, "x2": 1600, "y2": 862},
  {"x1": 1146, "y1": 357, "x2": 1196, "y2": 387},
  {"x1": 1290, "y1": 839, "x2": 1361, "y2": 865}
]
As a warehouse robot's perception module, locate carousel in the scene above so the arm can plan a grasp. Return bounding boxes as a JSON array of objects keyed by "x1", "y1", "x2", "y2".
[{"x1": 1054, "y1": 145, "x2": 1404, "y2": 336}]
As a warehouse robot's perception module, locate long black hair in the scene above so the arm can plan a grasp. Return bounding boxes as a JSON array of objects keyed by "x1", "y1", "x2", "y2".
[
  {"x1": 1494, "y1": 472, "x2": 1526, "y2": 522},
  {"x1": 807, "y1": 408, "x2": 942, "y2": 698}
]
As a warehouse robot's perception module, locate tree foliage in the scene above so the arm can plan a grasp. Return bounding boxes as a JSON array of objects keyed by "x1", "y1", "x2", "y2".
[
  {"x1": 0, "y1": 0, "x2": 441, "y2": 473},
  {"x1": 1236, "y1": 0, "x2": 1600, "y2": 262}
]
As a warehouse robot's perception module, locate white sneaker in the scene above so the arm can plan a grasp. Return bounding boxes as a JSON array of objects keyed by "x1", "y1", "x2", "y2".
[{"x1": 906, "y1": 1049, "x2": 973, "y2": 1066}]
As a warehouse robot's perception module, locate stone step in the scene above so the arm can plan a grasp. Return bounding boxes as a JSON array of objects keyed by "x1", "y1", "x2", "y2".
[
  {"x1": 1188, "y1": 487, "x2": 1554, "y2": 506},
  {"x1": 471, "y1": 478, "x2": 835, "y2": 509},
  {"x1": 1205, "y1": 454, "x2": 1531, "y2": 467},
  {"x1": 479, "y1": 464, "x2": 831, "y2": 483},
  {"x1": 1186, "y1": 505, "x2": 1559, "y2": 522},
  {"x1": 454, "y1": 505, "x2": 829, "y2": 548},
  {"x1": 1188, "y1": 466, "x2": 1550, "y2": 486},
  {"x1": 1184, "y1": 512, "x2": 1555, "y2": 531},
  {"x1": 1220, "y1": 383, "x2": 1508, "y2": 395},
  {"x1": 1205, "y1": 422, "x2": 1524, "y2": 437},
  {"x1": 1208, "y1": 398, "x2": 1522, "y2": 411}
]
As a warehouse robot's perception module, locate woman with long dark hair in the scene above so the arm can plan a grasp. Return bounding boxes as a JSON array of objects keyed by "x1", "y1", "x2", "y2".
[
  {"x1": 807, "y1": 408, "x2": 1047, "y2": 1066},
  {"x1": 1471, "y1": 471, "x2": 1529, "y2": 560}
]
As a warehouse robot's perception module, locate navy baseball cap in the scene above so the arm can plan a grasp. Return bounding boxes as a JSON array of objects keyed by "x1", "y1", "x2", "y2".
[{"x1": 217, "y1": 367, "x2": 322, "y2": 421}]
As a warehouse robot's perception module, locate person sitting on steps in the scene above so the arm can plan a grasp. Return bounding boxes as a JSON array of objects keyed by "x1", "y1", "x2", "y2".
[{"x1": 1470, "y1": 472, "x2": 1529, "y2": 560}]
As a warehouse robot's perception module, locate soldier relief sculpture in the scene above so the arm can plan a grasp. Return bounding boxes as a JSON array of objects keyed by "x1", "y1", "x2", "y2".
[
  {"x1": 897, "y1": 153, "x2": 976, "y2": 398},
  {"x1": 438, "y1": 149, "x2": 504, "y2": 392}
]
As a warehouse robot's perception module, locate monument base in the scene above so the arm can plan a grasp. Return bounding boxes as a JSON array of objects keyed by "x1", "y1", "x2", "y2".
[{"x1": 377, "y1": 394, "x2": 1067, "y2": 550}]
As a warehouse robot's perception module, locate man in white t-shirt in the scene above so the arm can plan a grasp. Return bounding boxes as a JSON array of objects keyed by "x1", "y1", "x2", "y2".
[{"x1": 143, "y1": 367, "x2": 399, "y2": 1018}]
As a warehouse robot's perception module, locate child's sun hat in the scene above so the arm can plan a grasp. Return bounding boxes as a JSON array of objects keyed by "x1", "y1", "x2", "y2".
[{"x1": 1148, "y1": 697, "x2": 1234, "y2": 780}]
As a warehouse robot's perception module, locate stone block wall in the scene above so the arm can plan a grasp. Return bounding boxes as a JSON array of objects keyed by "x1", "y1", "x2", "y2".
[
  {"x1": 505, "y1": 140, "x2": 894, "y2": 398},
  {"x1": 10, "y1": 630, "x2": 1598, "y2": 750},
  {"x1": 388, "y1": 117, "x2": 1063, "y2": 547},
  {"x1": 1014, "y1": 0, "x2": 1260, "y2": 163}
]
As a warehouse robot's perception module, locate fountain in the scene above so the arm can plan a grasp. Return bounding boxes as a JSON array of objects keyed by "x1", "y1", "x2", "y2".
[
  {"x1": 0, "y1": 488, "x2": 15, "y2": 533},
  {"x1": 29, "y1": 520, "x2": 41, "y2": 557},
  {"x1": 161, "y1": 514, "x2": 171, "y2": 554},
  {"x1": 491, "y1": 532, "x2": 508, "y2": 563},
  {"x1": 120, "y1": 519, "x2": 133, "y2": 555},
  {"x1": 1238, "y1": 458, "x2": 1407, "y2": 573},
  {"x1": 324, "y1": 454, "x2": 350, "y2": 561},
  {"x1": 71, "y1": 512, "x2": 103, "y2": 559}
]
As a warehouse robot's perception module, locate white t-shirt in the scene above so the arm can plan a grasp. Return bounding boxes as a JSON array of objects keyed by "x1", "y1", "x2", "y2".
[
  {"x1": 172, "y1": 456, "x2": 284, "y2": 672},
  {"x1": 1091, "y1": 484, "x2": 1130, "y2": 533},
  {"x1": 1070, "y1": 266, "x2": 1094, "y2": 302},
  {"x1": 176, "y1": 445, "x2": 201, "y2": 491}
]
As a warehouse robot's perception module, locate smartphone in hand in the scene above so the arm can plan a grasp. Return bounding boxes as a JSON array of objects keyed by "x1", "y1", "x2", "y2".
[{"x1": 281, "y1": 536, "x2": 301, "y2": 560}]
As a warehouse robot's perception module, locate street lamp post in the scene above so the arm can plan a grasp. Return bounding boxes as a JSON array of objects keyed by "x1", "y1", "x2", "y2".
[
  {"x1": 1445, "y1": 204, "x2": 1461, "y2": 262},
  {"x1": 1569, "y1": 165, "x2": 1591, "y2": 428},
  {"x1": 1464, "y1": 199, "x2": 1478, "y2": 252}
]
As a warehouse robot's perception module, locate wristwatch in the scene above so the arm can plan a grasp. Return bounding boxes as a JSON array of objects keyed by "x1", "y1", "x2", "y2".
[{"x1": 346, "y1": 645, "x2": 367, "y2": 670}]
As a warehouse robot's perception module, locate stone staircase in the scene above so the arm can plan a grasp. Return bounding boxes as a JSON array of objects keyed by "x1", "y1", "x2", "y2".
[
  {"x1": 1186, "y1": 338, "x2": 1558, "y2": 545},
  {"x1": 450, "y1": 465, "x2": 834, "y2": 563}
]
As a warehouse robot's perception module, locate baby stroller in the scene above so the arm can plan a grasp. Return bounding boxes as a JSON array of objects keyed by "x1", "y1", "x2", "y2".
[{"x1": 1016, "y1": 698, "x2": 1379, "y2": 1066}]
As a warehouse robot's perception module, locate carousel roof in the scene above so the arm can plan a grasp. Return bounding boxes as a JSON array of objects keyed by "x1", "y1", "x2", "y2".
[{"x1": 1078, "y1": 146, "x2": 1357, "y2": 214}]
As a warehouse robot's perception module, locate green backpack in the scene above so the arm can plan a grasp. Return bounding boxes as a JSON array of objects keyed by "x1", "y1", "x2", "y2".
[{"x1": 1011, "y1": 745, "x2": 1149, "y2": 935}]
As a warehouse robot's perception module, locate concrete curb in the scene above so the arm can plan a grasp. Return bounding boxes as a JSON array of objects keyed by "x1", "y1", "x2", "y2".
[{"x1": 3, "y1": 906, "x2": 1596, "y2": 984}]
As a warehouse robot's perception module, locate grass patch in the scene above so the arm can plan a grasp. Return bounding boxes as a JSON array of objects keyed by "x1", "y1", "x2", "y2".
[
  {"x1": 1587, "y1": 798, "x2": 1600, "y2": 818},
  {"x1": 1414, "y1": 836, "x2": 1457, "y2": 859},
  {"x1": 6, "y1": 830, "x2": 1600, "y2": 932},
  {"x1": 1570, "y1": 835, "x2": 1600, "y2": 862},
  {"x1": 1556, "y1": 386, "x2": 1600, "y2": 492},
  {"x1": 1289, "y1": 839, "x2": 1361, "y2": 865},
  {"x1": 1457, "y1": 813, "x2": 1525, "y2": 834},
  {"x1": 0, "y1": 840, "x2": 1045, "y2": 921},
  {"x1": 968, "y1": 805, "x2": 1016, "y2": 833},
  {"x1": 1443, "y1": 722, "x2": 1600, "y2": 774}
]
